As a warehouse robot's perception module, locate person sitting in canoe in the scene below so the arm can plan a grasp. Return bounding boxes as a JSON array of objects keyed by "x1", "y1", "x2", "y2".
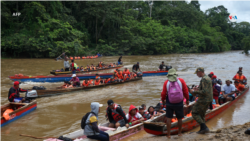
[
  {"x1": 147, "y1": 106, "x2": 158, "y2": 119},
  {"x1": 66, "y1": 81, "x2": 73, "y2": 88},
  {"x1": 98, "y1": 61, "x2": 103, "y2": 68},
  {"x1": 117, "y1": 70, "x2": 124, "y2": 80},
  {"x1": 139, "y1": 106, "x2": 150, "y2": 120},
  {"x1": 126, "y1": 105, "x2": 144, "y2": 126},
  {"x1": 94, "y1": 78, "x2": 101, "y2": 85},
  {"x1": 70, "y1": 74, "x2": 80, "y2": 87},
  {"x1": 123, "y1": 68, "x2": 130, "y2": 77},
  {"x1": 8, "y1": 81, "x2": 28, "y2": 103},
  {"x1": 113, "y1": 63, "x2": 116, "y2": 67},
  {"x1": 158, "y1": 61, "x2": 165, "y2": 71},
  {"x1": 88, "y1": 79, "x2": 94, "y2": 85},
  {"x1": 123, "y1": 74, "x2": 130, "y2": 81},
  {"x1": 221, "y1": 80, "x2": 236, "y2": 103},
  {"x1": 95, "y1": 74, "x2": 100, "y2": 79},
  {"x1": 114, "y1": 69, "x2": 119, "y2": 75},
  {"x1": 80, "y1": 66, "x2": 84, "y2": 71},
  {"x1": 234, "y1": 80, "x2": 246, "y2": 92},
  {"x1": 105, "y1": 78, "x2": 111, "y2": 84},
  {"x1": 233, "y1": 71, "x2": 247, "y2": 85},
  {"x1": 82, "y1": 80, "x2": 90, "y2": 87},
  {"x1": 60, "y1": 81, "x2": 68, "y2": 88},
  {"x1": 106, "y1": 100, "x2": 129, "y2": 128}
]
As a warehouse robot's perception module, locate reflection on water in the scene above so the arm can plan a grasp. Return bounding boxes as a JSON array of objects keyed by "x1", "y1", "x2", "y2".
[{"x1": 1, "y1": 51, "x2": 250, "y2": 141}]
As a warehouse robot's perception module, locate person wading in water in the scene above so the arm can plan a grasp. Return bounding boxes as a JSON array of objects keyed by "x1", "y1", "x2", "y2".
[{"x1": 189, "y1": 67, "x2": 213, "y2": 134}]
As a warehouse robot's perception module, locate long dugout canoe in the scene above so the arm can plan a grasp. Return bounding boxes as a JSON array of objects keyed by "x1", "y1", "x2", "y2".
[
  {"x1": 143, "y1": 86, "x2": 249, "y2": 135},
  {"x1": 9, "y1": 71, "x2": 168, "y2": 83},
  {"x1": 35, "y1": 77, "x2": 142, "y2": 97},
  {"x1": 50, "y1": 65, "x2": 123, "y2": 75},
  {"x1": 1, "y1": 101, "x2": 37, "y2": 127}
]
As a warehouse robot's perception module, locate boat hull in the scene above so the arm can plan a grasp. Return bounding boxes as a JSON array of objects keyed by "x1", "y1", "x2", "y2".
[
  {"x1": 143, "y1": 86, "x2": 249, "y2": 135},
  {"x1": 50, "y1": 66, "x2": 123, "y2": 75},
  {"x1": 1, "y1": 101, "x2": 37, "y2": 127},
  {"x1": 9, "y1": 71, "x2": 168, "y2": 83},
  {"x1": 36, "y1": 77, "x2": 142, "y2": 97}
]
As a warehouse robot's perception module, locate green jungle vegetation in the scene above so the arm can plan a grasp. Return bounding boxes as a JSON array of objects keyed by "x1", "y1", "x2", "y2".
[{"x1": 1, "y1": 1, "x2": 250, "y2": 58}]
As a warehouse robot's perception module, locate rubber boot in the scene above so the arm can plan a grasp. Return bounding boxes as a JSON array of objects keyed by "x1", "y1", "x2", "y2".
[
  {"x1": 245, "y1": 128, "x2": 250, "y2": 135},
  {"x1": 197, "y1": 123, "x2": 209, "y2": 134}
]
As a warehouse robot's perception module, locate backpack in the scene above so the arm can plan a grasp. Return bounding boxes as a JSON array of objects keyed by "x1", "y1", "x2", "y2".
[
  {"x1": 167, "y1": 78, "x2": 183, "y2": 103},
  {"x1": 32, "y1": 86, "x2": 46, "y2": 90},
  {"x1": 213, "y1": 84, "x2": 221, "y2": 97},
  {"x1": 81, "y1": 112, "x2": 96, "y2": 129}
]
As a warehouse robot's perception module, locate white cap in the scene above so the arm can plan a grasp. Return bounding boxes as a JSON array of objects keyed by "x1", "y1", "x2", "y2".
[
  {"x1": 72, "y1": 74, "x2": 76, "y2": 77},
  {"x1": 99, "y1": 104, "x2": 103, "y2": 107}
]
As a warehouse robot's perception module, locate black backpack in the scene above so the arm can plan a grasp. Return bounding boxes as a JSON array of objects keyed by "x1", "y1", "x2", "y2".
[
  {"x1": 81, "y1": 112, "x2": 96, "y2": 129},
  {"x1": 32, "y1": 86, "x2": 46, "y2": 90}
]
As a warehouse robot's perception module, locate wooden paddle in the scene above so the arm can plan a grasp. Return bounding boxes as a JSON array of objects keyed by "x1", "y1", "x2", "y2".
[
  {"x1": 20, "y1": 134, "x2": 76, "y2": 140},
  {"x1": 20, "y1": 134, "x2": 58, "y2": 139},
  {"x1": 56, "y1": 52, "x2": 66, "y2": 60}
]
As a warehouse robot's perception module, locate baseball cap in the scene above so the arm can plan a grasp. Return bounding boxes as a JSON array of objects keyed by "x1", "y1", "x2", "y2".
[
  {"x1": 14, "y1": 81, "x2": 19, "y2": 86},
  {"x1": 210, "y1": 72, "x2": 214, "y2": 75},
  {"x1": 194, "y1": 67, "x2": 204, "y2": 74},
  {"x1": 107, "y1": 100, "x2": 114, "y2": 106},
  {"x1": 71, "y1": 74, "x2": 76, "y2": 77},
  {"x1": 139, "y1": 106, "x2": 144, "y2": 110},
  {"x1": 212, "y1": 75, "x2": 217, "y2": 79}
]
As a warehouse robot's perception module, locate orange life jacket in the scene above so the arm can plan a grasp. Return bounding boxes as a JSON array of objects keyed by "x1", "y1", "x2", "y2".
[
  {"x1": 94, "y1": 80, "x2": 100, "y2": 85},
  {"x1": 62, "y1": 85, "x2": 67, "y2": 88},
  {"x1": 74, "y1": 57, "x2": 77, "y2": 60},
  {"x1": 78, "y1": 57, "x2": 80, "y2": 59},
  {"x1": 3, "y1": 109, "x2": 14, "y2": 120},
  {"x1": 82, "y1": 80, "x2": 89, "y2": 87},
  {"x1": 235, "y1": 74, "x2": 245, "y2": 81},
  {"x1": 106, "y1": 104, "x2": 125, "y2": 122},
  {"x1": 67, "y1": 85, "x2": 73, "y2": 88},
  {"x1": 124, "y1": 75, "x2": 130, "y2": 81},
  {"x1": 91, "y1": 56, "x2": 93, "y2": 59},
  {"x1": 117, "y1": 72, "x2": 123, "y2": 79},
  {"x1": 89, "y1": 80, "x2": 93, "y2": 85},
  {"x1": 123, "y1": 70, "x2": 130, "y2": 75},
  {"x1": 99, "y1": 63, "x2": 102, "y2": 67},
  {"x1": 105, "y1": 78, "x2": 111, "y2": 84},
  {"x1": 70, "y1": 57, "x2": 73, "y2": 60},
  {"x1": 96, "y1": 76, "x2": 100, "y2": 79}
]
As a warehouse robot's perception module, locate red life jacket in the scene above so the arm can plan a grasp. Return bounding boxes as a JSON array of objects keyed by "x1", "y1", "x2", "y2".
[
  {"x1": 94, "y1": 80, "x2": 100, "y2": 85},
  {"x1": 160, "y1": 101, "x2": 166, "y2": 109},
  {"x1": 107, "y1": 104, "x2": 125, "y2": 122},
  {"x1": 128, "y1": 113, "x2": 140, "y2": 125},
  {"x1": 123, "y1": 75, "x2": 130, "y2": 81}
]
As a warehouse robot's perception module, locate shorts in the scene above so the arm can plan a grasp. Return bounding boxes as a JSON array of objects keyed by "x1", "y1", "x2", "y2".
[
  {"x1": 213, "y1": 95, "x2": 219, "y2": 100},
  {"x1": 166, "y1": 106, "x2": 184, "y2": 119},
  {"x1": 132, "y1": 70, "x2": 137, "y2": 73},
  {"x1": 111, "y1": 119, "x2": 126, "y2": 127},
  {"x1": 227, "y1": 95, "x2": 235, "y2": 100},
  {"x1": 117, "y1": 61, "x2": 121, "y2": 65}
]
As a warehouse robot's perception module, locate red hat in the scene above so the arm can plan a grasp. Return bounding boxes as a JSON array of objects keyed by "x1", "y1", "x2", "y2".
[
  {"x1": 210, "y1": 72, "x2": 214, "y2": 75},
  {"x1": 212, "y1": 75, "x2": 217, "y2": 79},
  {"x1": 14, "y1": 81, "x2": 19, "y2": 86}
]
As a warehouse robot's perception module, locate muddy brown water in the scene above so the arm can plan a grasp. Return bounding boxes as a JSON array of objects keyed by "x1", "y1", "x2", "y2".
[{"x1": 1, "y1": 51, "x2": 250, "y2": 141}]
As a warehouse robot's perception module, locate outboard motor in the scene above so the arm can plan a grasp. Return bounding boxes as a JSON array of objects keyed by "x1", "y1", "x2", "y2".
[
  {"x1": 165, "y1": 66, "x2": 172, "y2": 71},
  {"x1": 24, "y1": 90, "x2": 38, "y2": 103},
  {"x1": 137, "y1": 72, "x2": 143, "y2": 77}
]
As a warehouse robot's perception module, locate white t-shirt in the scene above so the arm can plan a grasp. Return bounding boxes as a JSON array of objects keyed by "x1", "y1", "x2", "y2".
[
  {"x1": 126, "y1": 113, "x2": 142, "y2": 121},
  {"x1": 222, "y1": 84, "x2": 235, "y2": 94}
]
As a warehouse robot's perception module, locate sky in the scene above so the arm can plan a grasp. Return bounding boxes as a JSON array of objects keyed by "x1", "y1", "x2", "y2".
[{"x1": 198, "y1": 1, "x2": 250, "y2": 23}]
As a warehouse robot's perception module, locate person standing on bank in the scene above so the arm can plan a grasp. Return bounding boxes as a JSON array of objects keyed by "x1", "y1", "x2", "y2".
[
  {"x1": 189, "y1": 67, "x2": 213, "y2": 134},
  {"x1": 64, "y1": 58, "x2": 70, "y2": 71},
  {"x1": 161, "y1": 68, "x2": 189, "y2": 138},
  {"x1": 83, "y1": 102, "x2": 109, "y2": 141}
]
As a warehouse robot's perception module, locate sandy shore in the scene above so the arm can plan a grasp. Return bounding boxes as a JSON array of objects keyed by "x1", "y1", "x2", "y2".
[{"x1": 134, "y1": 122, "x2": 250, "y2": 141}]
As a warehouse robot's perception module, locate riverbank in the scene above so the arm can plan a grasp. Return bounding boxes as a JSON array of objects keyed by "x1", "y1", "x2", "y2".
[{"x1": 134, "y1": 122, "x2": 250, "y2": 141}]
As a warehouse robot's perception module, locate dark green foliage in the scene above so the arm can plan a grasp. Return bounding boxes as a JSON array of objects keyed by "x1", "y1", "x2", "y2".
[{"x1": 1, "y1": 1, "x2": 249, "y2": 58}]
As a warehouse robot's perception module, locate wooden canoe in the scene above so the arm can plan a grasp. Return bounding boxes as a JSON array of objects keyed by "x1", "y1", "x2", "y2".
[
  {"x1": 143, "y1": 86, "x2": 249, "y2": 135},
  {"x1": 34, "y1": 77, "x2": 142, "y2": 97},
  {"x1": 43, "y1": 102, "x2": 193, "y2": 141},
  {"x1": 1, "y1": 101, "x2": 37, "y2": 127},
  {"x1": 50, "y1": 65, "x2": 124, "y2": 75}
]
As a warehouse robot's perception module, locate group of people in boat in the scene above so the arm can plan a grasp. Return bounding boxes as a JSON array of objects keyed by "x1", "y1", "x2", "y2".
[
  {"x1": 83, "y1": 99, "x2": 168, "y2": 141},
  {"x1": 60, "y1": 68, "x2": 140, "y2": 89},
  {"x1": 63, "y1": 59, "x2": 121, "y2": 73}
]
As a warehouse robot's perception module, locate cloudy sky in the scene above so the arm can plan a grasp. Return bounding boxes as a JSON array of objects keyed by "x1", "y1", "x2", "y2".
[{"x1": 198, "y1": 1, "x2": 250, "y2": 23}]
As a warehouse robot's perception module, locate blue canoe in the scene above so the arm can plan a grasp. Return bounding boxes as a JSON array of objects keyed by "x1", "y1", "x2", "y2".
[{"x1": 9, "y1": 71, "x2": 168, "y2": 83}]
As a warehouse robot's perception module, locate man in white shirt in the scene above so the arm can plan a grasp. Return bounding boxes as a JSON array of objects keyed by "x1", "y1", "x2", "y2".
[{"x1": 221, "y1": 80, "x2": 235, "y2": 102}]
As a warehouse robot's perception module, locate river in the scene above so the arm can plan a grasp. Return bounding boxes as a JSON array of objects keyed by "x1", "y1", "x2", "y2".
[{"x1": 1, "y1": 51, "x2": 250, "y2": 141}]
